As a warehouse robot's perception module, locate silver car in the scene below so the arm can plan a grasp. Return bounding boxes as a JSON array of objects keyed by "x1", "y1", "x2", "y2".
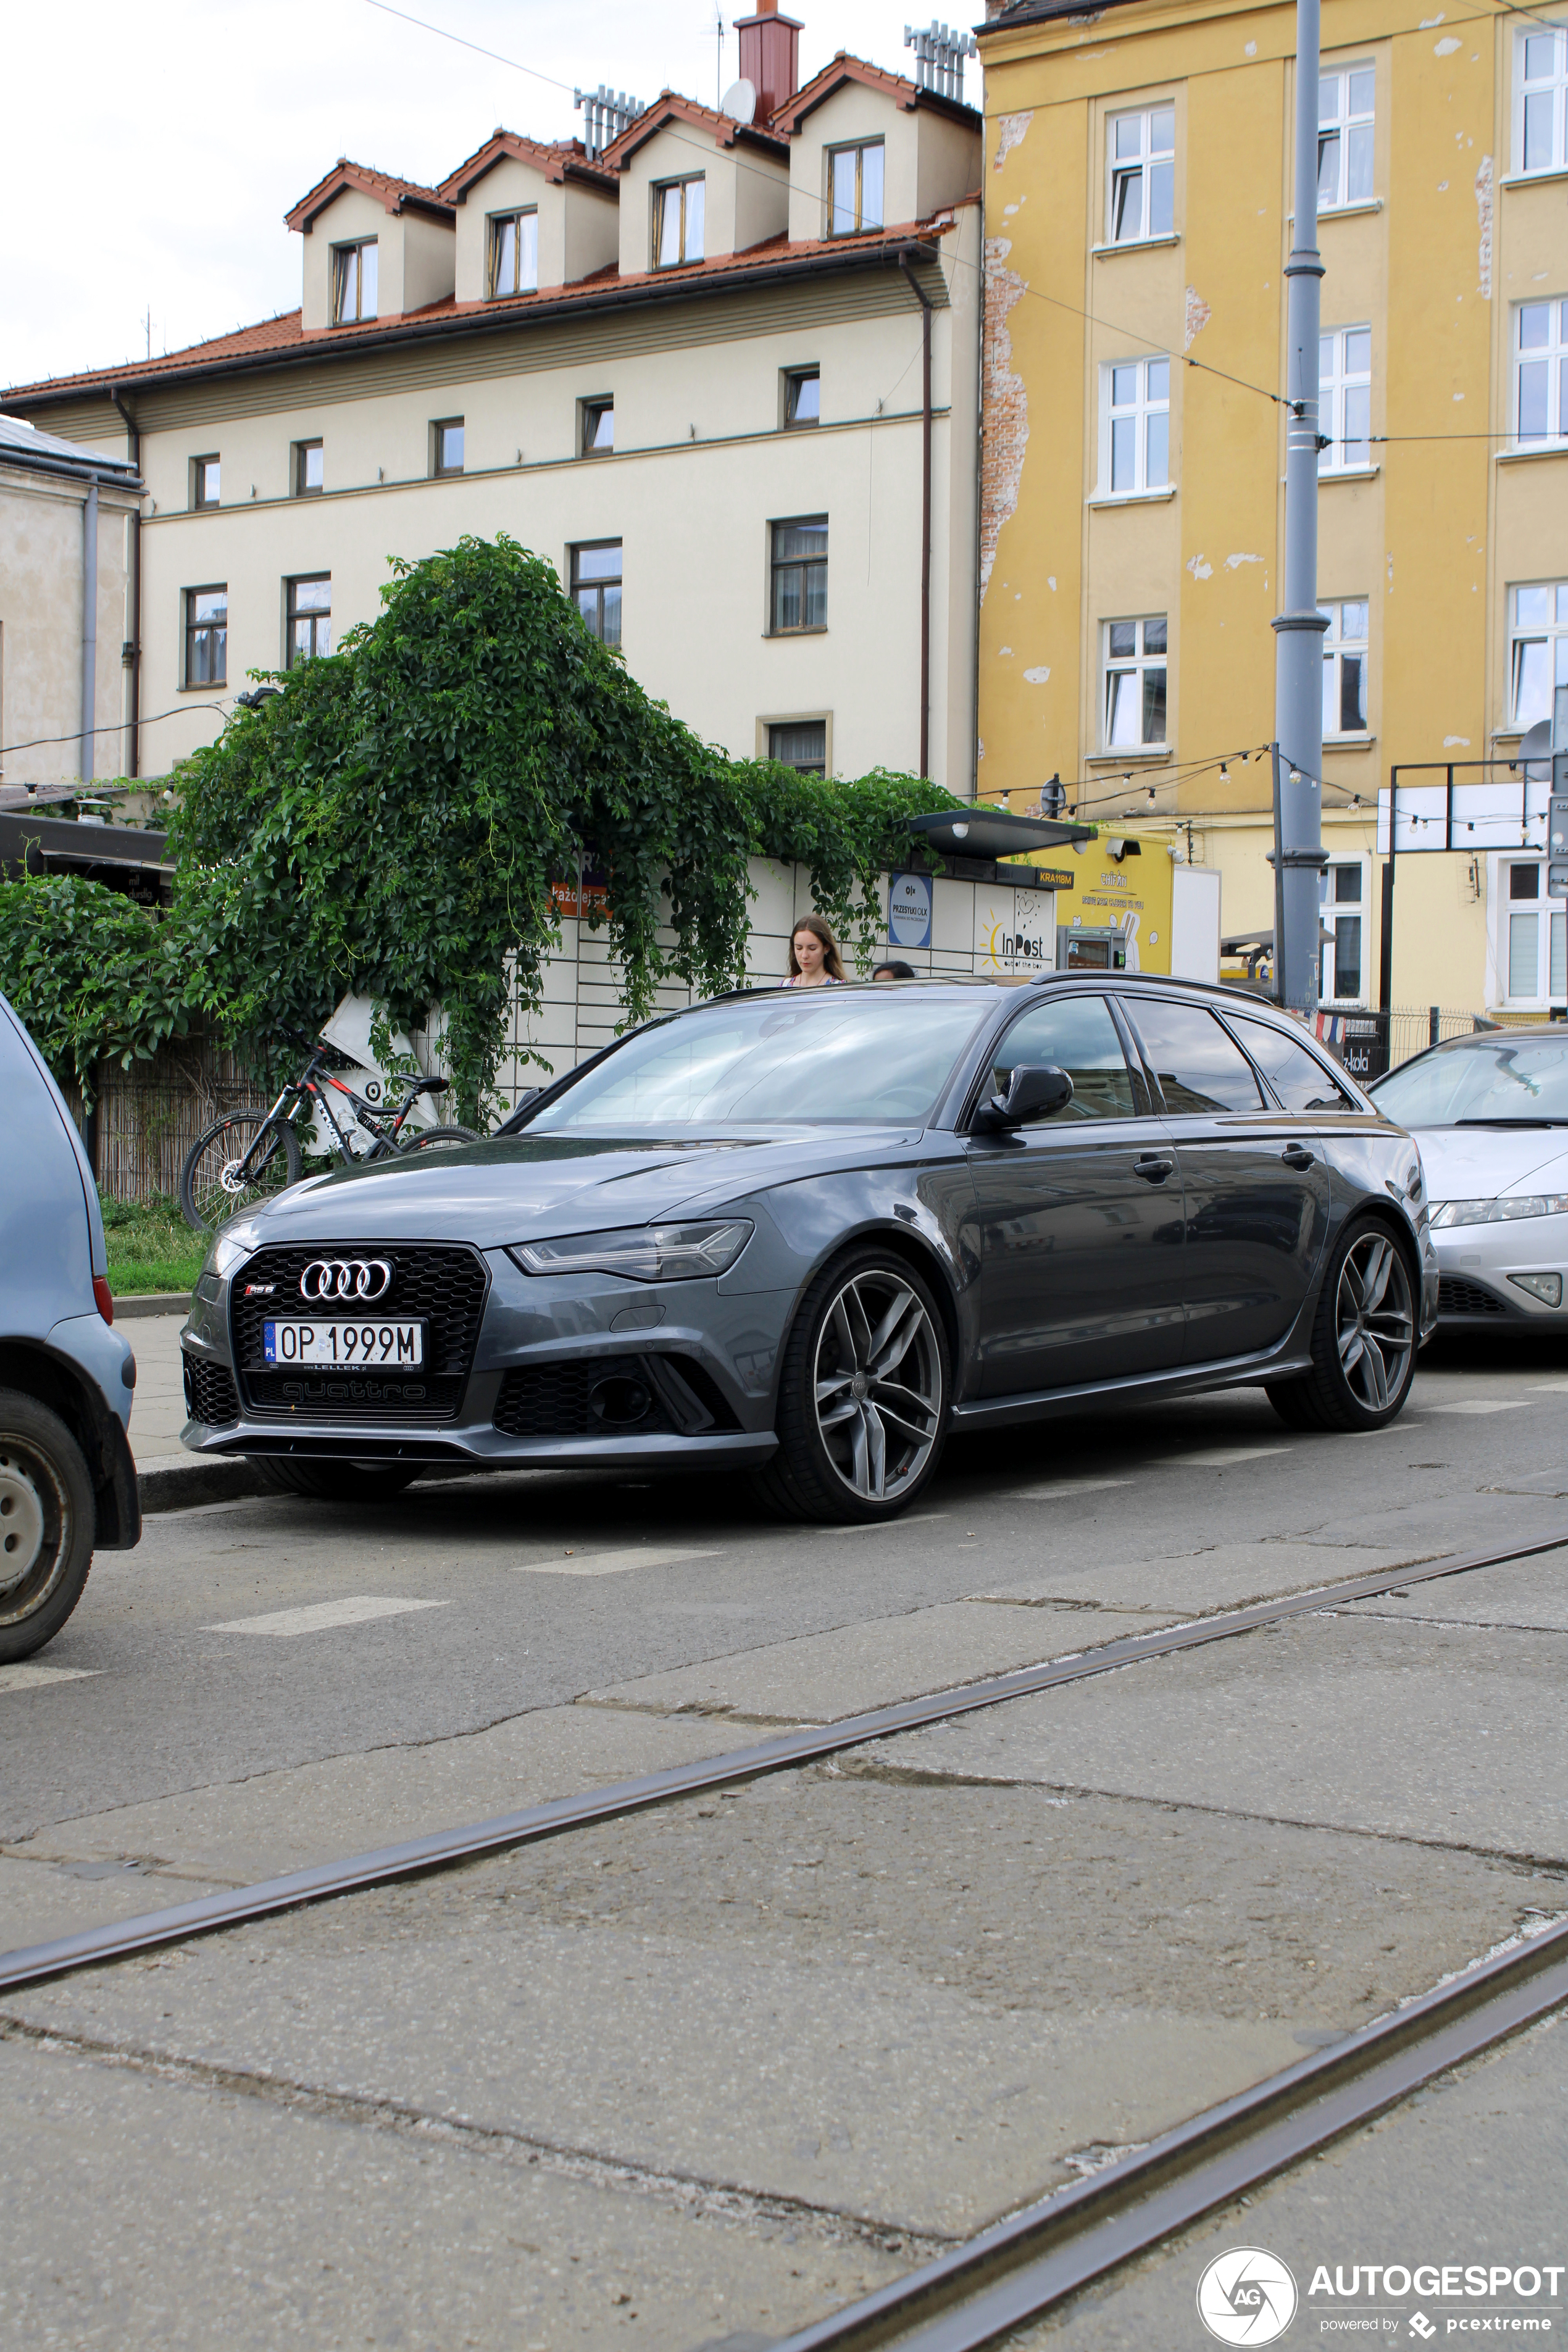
[
  {"x1": 180, "y1": 978, "x2": 1437, "y2": 1524},
  {"x1": 1, "y1": 993, "x2": 140, "y2": 1659},
  {"x1": 1371, "y1": 1025, "x2": 1568, "y2": 1327}
]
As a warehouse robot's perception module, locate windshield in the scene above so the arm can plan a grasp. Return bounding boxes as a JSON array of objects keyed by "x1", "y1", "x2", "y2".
[
  {"x1": 1374, "y1": 1036, "x2": 1568, "y2": 1125},
  {"x1": 528, "y1": 991, "x2": 990, "y2": 1131}
]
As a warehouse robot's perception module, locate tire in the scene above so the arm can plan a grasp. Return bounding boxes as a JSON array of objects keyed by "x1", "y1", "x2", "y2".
[
  {"x1": 181, "y1": 1110, "x2": 302, "y2": 1235},
  {"x1": 0, "y1": 1391, "x2": 96, "y2": 1663},
  {"x1": 751, "y1": 1247, "x2": 951, "y2": 1524},
  {"x1": 402, "y1": 1125, "x2": 481, "y2": 1153},
  {"x1": 1267, "y1": 1214, "x2": 1419, "y2": 1434},
  {"x1": 251, "y1": 1458, "x2": 421, "y2": 1503}
]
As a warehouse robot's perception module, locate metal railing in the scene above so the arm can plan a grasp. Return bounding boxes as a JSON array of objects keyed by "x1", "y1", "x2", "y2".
[{"x1": 1318, "y1": 1003, "x2": 1500, "y2": 1085}]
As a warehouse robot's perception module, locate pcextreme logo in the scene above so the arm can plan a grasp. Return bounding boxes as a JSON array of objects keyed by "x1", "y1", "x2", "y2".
[{"x1": 1198, "y1": 2249, "x2": 1301, "y2": 2344}]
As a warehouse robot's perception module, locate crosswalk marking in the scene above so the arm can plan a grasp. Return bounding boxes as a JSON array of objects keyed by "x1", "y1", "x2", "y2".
[
  {"x1": 1150, "y1": 1445, "x2": 1291, "y2": 1469},
  {"x1": 0, "y1": 1664, "x2": 101, "y2": 1694},
  {"x1": 1004, "y1": 1477, "x2": 1132, "y2": 1501},
  {"x1": 1428, "y1": 1399, "x2": 1529, "y2": 1416},
  {"x1": 203, "y1": 1596, "x2": 449, "y2": 1637},
  {"x1": 514, "y1": 1545, "x2": 724, "y2": 1577},
  {"x1": 820, "y1": 1514, "x2": 951, "y2": 1537}
]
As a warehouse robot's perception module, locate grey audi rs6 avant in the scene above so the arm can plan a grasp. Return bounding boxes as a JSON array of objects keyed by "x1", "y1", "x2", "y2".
[{"x1": 180, "y1": 978, "x2": 1438, "y2": 1523}]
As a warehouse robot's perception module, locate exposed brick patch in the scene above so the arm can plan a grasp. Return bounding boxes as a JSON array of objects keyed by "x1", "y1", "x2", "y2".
[
  {"x1": 980, "y1": 236, "x2": 1030, "y2": 603},
  {"x1": 1183, "y1": 286, "x2": 1211, "y2": 350},
  {"x1": 1474, "y1": 155, "x2": 1493, "y2": 298},
  {"x1": 994, "y1": 111, "x2": 1035, "y2": 172}
]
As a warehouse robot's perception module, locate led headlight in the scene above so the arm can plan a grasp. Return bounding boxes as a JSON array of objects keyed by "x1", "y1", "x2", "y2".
[
  {"x1": 210, "y1": 1221, "x2": 264, "y2": 1278},
  {"x1": 1430, "y1": 1195, "x2": 1568, "y2": 1228},
  {"x1": 509, "y1": 1219, "x2": 754, "y2": 1282}
]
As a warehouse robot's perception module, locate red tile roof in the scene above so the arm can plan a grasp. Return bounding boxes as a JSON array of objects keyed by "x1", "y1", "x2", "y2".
[
  {"x1": 770, "y1": 50, "x2": 980, "y2": 134},
  {"x1": 596, "y1": 88, "x2": 790, "y2": 170},
  {"x1": 285, "y1": 158, "x2": 454, "y2": 233},
  {"x1": 438, "y1": 129, "x2": 614, "y2": 204}
]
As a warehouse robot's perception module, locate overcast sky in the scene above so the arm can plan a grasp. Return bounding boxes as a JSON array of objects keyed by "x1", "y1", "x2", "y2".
[{"x1": 2, "y1": 0, "x2": 950, "y2": 393}]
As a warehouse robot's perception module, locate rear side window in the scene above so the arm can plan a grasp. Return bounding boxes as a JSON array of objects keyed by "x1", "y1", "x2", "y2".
[
  {"x1": 989, "y1": 993, "x2": 1140, "y2": 1122},
  {"x1": 1123, "y1": 998, "x2": 1264, "y2": 1114},
  {"x1": 1230, "y1": 1016, "x2": 1358, "y2": 1112}
]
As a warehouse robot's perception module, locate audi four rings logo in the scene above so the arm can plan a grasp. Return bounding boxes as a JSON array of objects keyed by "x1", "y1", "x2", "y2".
[{"x1": 299, "y1": 1258, "x2": 394, "y2": 1302}]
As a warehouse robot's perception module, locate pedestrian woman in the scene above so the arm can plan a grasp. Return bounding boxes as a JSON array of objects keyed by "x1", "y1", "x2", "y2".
[{"x1": 783, "y1": 914, "x2": 847, "y2": 988}]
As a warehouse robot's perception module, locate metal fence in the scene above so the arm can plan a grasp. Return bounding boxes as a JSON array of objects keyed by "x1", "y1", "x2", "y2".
[{"x1": 1328, "y1": 1005, "x2": 1501, "y2": 1086}]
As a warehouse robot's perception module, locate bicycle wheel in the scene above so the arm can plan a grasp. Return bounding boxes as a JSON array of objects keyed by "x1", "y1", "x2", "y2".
[
  {"x1": 180, "y1": 1111, "x2": 302, "y2": 1234},
  {"x1": 402, "y1": 1124, "x2": 481, "y2": 1154}
]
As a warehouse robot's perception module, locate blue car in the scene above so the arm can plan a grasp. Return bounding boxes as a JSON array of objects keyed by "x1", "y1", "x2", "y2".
[{"x1": 0, "y1": 993, "x2": 140, "y2": 1659}]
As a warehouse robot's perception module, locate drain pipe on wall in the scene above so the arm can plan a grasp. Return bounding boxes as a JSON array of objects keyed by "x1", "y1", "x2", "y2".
[
  {"x1": 899, "y1": 252, "x2": 933, "y2": 783},
  {"x1": 110, "y1": 388, "x2": 141, "y2": 779},
  {"x1": 78, "y1": 477, "x2": 99, "y2": 785}
]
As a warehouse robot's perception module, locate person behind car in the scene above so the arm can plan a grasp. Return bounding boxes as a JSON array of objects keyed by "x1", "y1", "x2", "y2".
[
  {"x1": 783, "y1": 916, "x2": 846, "y2": 988},
  {"x1": 872, "y1": 959, "x2": 917, "y2": 982}
]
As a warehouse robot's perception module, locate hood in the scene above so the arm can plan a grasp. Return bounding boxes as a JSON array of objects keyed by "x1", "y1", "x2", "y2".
[
  {"x1": 1405, "y1": 1124, "x2": 1568, "y2": 1204},
  {"x1": 227, "y1": 1125, "x2": 920, "y2": 1251}
]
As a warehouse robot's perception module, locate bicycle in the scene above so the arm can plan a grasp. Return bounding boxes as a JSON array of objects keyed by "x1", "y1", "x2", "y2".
[{"x1": 178, "y1": 1029, "x2": 480, "y2": 1233}]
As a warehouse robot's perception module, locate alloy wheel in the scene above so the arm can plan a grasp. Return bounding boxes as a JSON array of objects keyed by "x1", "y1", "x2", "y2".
[
  {"x1": 812, "y1": 1269, "x2": 943, "y2": 1503},
  {"x1": 1336, "y1": 1230, "x2": 1414, "y2": 1412}
]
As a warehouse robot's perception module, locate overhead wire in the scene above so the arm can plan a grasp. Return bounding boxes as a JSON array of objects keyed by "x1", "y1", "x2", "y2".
[{"x1": 0, "y1": 703, "x2": 230, "y2": 761}]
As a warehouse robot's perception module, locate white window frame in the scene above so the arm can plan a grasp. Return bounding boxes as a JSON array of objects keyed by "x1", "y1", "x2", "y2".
[
  {"x1": 1490, "y1": 854, "x2": 1567, "y2": 1009},
  {"x1": 653, "y1": 175, "x2": 705, "y2": 269},
  {"x1": 1319, "y1": 326, "x2": 1372, "y2": 472},
  {"x1": 1101, "y1": 615, "x2": 1169, "y2": 750},
  {"x1": 1508, "y1": 580, "x2": 1568, "y2": 734},
  {"x1": 1318, "y1": 855, "x2": 1370, "y2": 1006},
  {"x1": 826, "y1": 141, "x2": 885, "y2": 237},
  {"x1": 331, "y1": 238, "x2": 377, "y2": 324},
  {"x1": 1098, "y1": 356, "x2": 1170, "y2": 496},
  {"x1": 1106, "y1": 106, "x2": 1175, "y2": 244},
  {"x1": 1317, "y1": 63, "x2": 1376, "y2": 210},
  {"x1": 488, "y1": 207, "x2": 538, "y2": 298},
  {"x1": 1320, "y1": 599, "x2": 1370, "y2": 738},
  {"x1": 1514, "y1": 297, "x2": 1568, "y2": 449},
  {"x1": 1514, "y1": 24, "x2": 1568, "y2": 177}
]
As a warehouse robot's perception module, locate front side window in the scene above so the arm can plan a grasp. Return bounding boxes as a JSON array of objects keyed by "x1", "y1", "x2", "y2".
[
  {"x1": 581, "y1": 398, "x2": 614, "y2": 456},
  {"x1": 571, "y1": 541, "x2": 622, "y2": 647},
  {"x1": 771, "y1": 517, "x2": 828, "y2": 633},
  {"x1": 1108, "y1": 106, "x2": 1175, "y2": 243},
  {"x1": 828, "y1": 141, "x2": 885, "y2": 236},
  {"x1": 1124, "y1": 998, "x2": 1264, "y2": 1114},
  {"x1": 294, "y1": 440, "x2": 323, "y2": 498},
  {"x1": 1509, "y1": 581, "x2": 1568, "y2": 733},
  {"x1": 332, "y1": 239, "x2": 377, "y2": 323},
  {"x1": 1320, "y1": 326, "x2": 1372, "y2": 470},
  {"x1": 1103, "y1": 615, "x2": 1168, "y2": 748},
  {"x1": 653, "y1": 176, "x2": 704, "y2": 267},
  {"x1": 286, "y1": 575, "x2": 332, "y2": 667},
  {"x1": 489, "y1": 209, "x2": 538, "y2": 298},
  {"x1": 1319, "y1": 65, "x2": 1375, "y2": 208},
  {"x1": 192, "y1": 456, "x2": 220, "y2": 510},
  {"x1": 784, "y1": 368, "x2": 820, "y2": 428},
  {"x1": 1504, "y1": 859, "x2": 1567, "y2": 1003},
  {"x1": 1319, "y1": 860, "x2": 1366, "y2": 1003},
  {"x1": 988, "y1": 995, "x2": 1139, "y2": 1122},
  {"x1": 1101, "y1": 356, "x2": 1170, "y2": 494},
  {"x1": 768, "y1": 720, "x2": 827, "y2": 775},
  {"x1": 1320, "y1": 599, "x2": 1369, "y2": 735},
  {"x1": 1518, "y1": 27, "x2": 1568, "y2": 175},
  {"x1": 433, "y1": 417, "x2": 464, "y2": 477},
  {"x1": 1516, "y1": 298, "x2": 1568, "y2": 446},
  {"x1": 184, "y1": 585, "x2": 227, "y2": 686}
]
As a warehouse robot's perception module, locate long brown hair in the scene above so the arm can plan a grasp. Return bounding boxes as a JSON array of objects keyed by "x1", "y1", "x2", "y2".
[{"x1": 788, "y1": 914, "x2": 847, "y2": 981}]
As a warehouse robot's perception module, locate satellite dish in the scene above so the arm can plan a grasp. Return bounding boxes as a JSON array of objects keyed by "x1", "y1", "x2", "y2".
[
  {"x1": 720, "y1": 77, "x2": 757, "y2": 123},
  {"x1": 1520, "y1": 717, "x2": 1553, "y2": 781}
]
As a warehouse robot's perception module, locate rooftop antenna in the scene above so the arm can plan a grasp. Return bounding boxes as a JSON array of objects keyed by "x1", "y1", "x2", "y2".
[
  {"x1": 714, "y1": 2, "x2": 724, "y2": 107},
  {"x1": 904, "y1": 20, "x2": 978, "y2": 102}
]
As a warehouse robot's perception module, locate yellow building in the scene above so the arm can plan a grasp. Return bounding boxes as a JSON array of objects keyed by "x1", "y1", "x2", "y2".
[{"x1": 976, "y1": 0, "x2": 1568, "y2": 1049}]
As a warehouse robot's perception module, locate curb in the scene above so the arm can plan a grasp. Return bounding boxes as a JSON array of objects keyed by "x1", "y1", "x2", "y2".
[
  {"x1": 136, "y1": 1456, "x2": 272, "y2": 1515},
  {"x1": 113, "y1": 1293, "x2": 191, "y2": 1321}
]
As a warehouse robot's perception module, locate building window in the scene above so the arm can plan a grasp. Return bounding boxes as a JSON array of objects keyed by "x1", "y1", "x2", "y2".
[
  {"x1": 191, "y1": 456, "x2": 220, "y2": 511},
  {"x1": 768, "y1": 720, "x2": 827, "y2": 775},
  {"x1": 332, "y1": 239, "x2": 377, "y2": 323},
  {"x1": 770, "y1": 517, "x2": 828, "y2": 633},
  {"x1": 432, "y1": 418, "x2": 465, "y2": 477},
  {"x1": 1509, "y1": 582, "x2": 1568, "y2": 733},
  {"x1": 1099, "y1": 357, "x2": 1169, "y2": 494},
  {"x1": 488, "y1": 208, "x2": 538, "y2": 298},
  {"x1": 827, "y1": 141, "x2": 885, "y2": 236},
  {"x1": 184, "y1": 586, "x2": 227, "y2": 687},
  {"x1": 293, "y1": 440, "x2": 323, "y2": 497},
  {"x1": 653, "y1": 176, "x2": 704, "y2": 267},
  {"x1": 1517, "y1": 28, "x2": 1568, "y2": 175},
  {"x1": 1319, "y1": 860, "x2": 1367, "y2": 1003},
  {"x1": 1107, "y1": 107, "x2": 1175, "y2": 243},
  {"x1": 581, "y1": 398, "x2": 614, "y2": 457},
  {"x1": 571, "y1": 542, "x2": 622, "y2": 647},
  {"x1": 784, "y1": 368, "x2": 820, "y2": 428},
  {"x1": 1516, "y1": 299, "x2": 1568, "y2": 446},
  {"x1": 1319, "y1": 327, "x2": 1372, "y2": 471},
  {"x1": 1318, "y1": 65, "x2": 1375, "y2": 208},
  {"x1": 1502, "y1": 859, "x2": 1567, "y2": 1004},
  {"x1": 1320, "y1": 599, "x2": 1369, "y2": 735},
  {"x1": 286, "y1": 575, "x2": 332, "y2": 667},
  {"x1": 1102, "y1": 617, "x2": 1168, "y2": 748}
]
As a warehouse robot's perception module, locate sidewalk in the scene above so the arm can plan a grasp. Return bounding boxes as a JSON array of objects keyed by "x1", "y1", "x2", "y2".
[{"x1": 123, "y1": 1310, "x2": 268, "y2": 1514}]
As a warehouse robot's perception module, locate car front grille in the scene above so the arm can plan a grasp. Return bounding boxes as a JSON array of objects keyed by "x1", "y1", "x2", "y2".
[
  {"x1": 1438, "y1": 1275, "x2": 1511, "y2": 1317},
  {"x1": 182, "y1": 1350, "x2": 240, "y2": 1427},
  {"x1": 230, "y1": 1242, "x2": 490, "y2": 1422}
]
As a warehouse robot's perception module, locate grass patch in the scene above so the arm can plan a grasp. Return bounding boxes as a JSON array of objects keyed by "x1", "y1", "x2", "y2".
[{"x1": 100, "y1": 1192, "x2": 206, "y2": 1298}]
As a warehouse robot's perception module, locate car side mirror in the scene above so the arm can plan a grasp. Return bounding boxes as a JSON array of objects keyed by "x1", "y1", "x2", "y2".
[{"x1": 972, "y1": 1064, "x2": 1075, "y2": 1132}]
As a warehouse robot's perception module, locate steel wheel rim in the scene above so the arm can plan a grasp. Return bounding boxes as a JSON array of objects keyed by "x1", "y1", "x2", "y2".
[
  {"x1": 1336, "y1": 1231, "x2": 1414, "y2": 1412},
  {"x1": 812, "y1": 1269, "x2": 943, "y2": 1503},
  {"x1": 0, "y1": 1440, "x2": 67, "y2": 1624}
]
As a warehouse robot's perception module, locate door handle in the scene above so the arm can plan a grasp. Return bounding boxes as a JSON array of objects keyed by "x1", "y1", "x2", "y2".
[
  {"x1": 1134, "y1": 1153, "x2": 1175, "y2": 1183},
  {"x1": 1281, "y1": 1145, "x2": 1316, "y2": 1169}
]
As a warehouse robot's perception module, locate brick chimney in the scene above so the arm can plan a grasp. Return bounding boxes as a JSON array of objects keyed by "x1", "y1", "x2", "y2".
[{"x1": 733, "y1": 1, "x2": 803, "y2": 123}]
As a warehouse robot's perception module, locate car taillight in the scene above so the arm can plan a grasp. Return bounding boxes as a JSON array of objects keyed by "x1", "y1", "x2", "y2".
[{"x1": 93, "y1": 1276, "x2": 114, "y2": 1325}]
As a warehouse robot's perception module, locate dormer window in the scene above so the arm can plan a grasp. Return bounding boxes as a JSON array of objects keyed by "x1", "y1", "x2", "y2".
[
  {"x1": 653, "y1": 176, "x2": 705, "y2": 268},
  {"x1": 332, "y1": 238, "x2": 378, "y2": 323},
  {"x1": 827, "y1": 141, "x2": 883, "y2": 236},
  {"x1": 488, "y1": 209, "x2": 538, "y2": 298}
]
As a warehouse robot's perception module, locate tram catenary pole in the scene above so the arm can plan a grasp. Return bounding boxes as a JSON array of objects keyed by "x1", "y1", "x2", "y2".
[{"x1": 1272, "y1": 0, "x2": 1329, "y2": 1011}]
